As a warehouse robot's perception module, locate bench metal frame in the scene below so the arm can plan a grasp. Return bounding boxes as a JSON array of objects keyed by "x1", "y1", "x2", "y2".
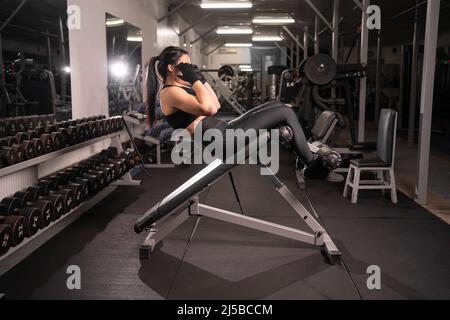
[{"x1": 139, "y1": 163, "x2": 341, "y2": 265}]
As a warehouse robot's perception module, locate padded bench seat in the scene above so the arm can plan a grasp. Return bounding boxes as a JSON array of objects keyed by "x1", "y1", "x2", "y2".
[{"x1": 350, "y1": 157, "x2": 390, "y2": 168}]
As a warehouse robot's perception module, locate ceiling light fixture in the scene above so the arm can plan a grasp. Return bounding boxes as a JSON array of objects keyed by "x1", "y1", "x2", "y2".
[
  {"x1": 106, "y1": 18, "x2": 125, "y2": 27},
  {"x1": 252, "y1": 17, "x2": 295, "y2": 25},
  {"x1": 239, "y1": 65, "x2": 252, "y2": 69},
  {"x1": 252, "y1": 35, "x2": 283, "y2": 42},
  {"x1": 216, "y1": 26, "x2": 253, "y2": 34},
  {"x1": 127, "y1": 36, "x2": 143, "y2": 42},
  {"x1": 110, "y1": 61, "x2": 128, "y2": 79},
  {"x1": 225, "y1": 43, "x2": 253, "y2": 47},
  {"x1": 201, "y1": 1, "x2": 253, "y2": 9}
]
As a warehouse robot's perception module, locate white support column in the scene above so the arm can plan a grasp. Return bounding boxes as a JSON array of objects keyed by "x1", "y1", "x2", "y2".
[
  {"x1": 416, "y1": 0, "x2": 441, "y2": 205},
  {"x1": 358, "y1": 0, "x2": 370, "y2": 143}
]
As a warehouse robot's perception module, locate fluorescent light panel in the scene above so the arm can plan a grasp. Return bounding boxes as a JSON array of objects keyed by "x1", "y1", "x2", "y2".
[
  {"x1": 106, "y1": 18, "x2": 125, "y2": 27},
  {"x1": 225, "y1": 43, "x2": 253, "y2": 47},
  {"x1": 239, "y1": 65, "x2": 252, "y2": 69},
  {"x1": 252, "y1": 17, "x2": 295, "y2": 25},
  {"x1": 216, "y1": 26, "x2": 253, "y2": 34},
  {"x1": 252, "y1": 35, "x2": 283, "y2": 41},
  {"x1": 201, "y1": 1, "x2": 253, "y2": 9},
  {"x1": 127, "y1": 36, "x2": 143, "y2": 42}
]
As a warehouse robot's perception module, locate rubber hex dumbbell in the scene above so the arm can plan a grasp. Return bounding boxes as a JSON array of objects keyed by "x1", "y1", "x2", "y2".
[
  {"x1": 0, "y1": 223, "x2": 12, "y2": 256},
  {"x1": 94, "y1": 166, "x2": 114, "y2": 185},
  {"x1": 16, "y1": 118, "x2": 27, "y2": 133},
  {"x1": 66, "y1": 126, "x2": 79, "y2": 146},
  {"x1": 50, "y1": 188, "x2": 75, "y2": 213},
  {"x1": 46, "y1": 115, "x2": 56, "y2": 125},
  {"x1": 0, "y1": 141, "x2": 17, "y2": 167},
  {"x1": 0, "y1": 197, "x2": 40, "y2": 237},
  {"x1": 0, "y1": 204, "x2": 26, "y2": 248},
  {"x1": 0, "y1": 119, "x2": 8, "y2": 138},
  {"x1": 13, "y1": 191, "x2": 53, "y2": 229},
  {"x1": 82, "y1": 173, "x2": 101, "y2": 195},
  {"x1": 4, "y1": 137, "x2": 25, "y2": 163},
  {"x1": 57, "y1": 127, "x2": 69, "y2": 148},
  {"x1": 50, "y1": 132, "x2": 63, "y2": 151},
  {"x1": 84, "y1": 158, "x2": 102, "y2": 170},
  {"x1": 86, "y1": 169, "x2": 107, "y2": 190},
  {"x1": 99, "y1": 164, "x2": 119, "y2": 182},
  {"x1": 75, "y1": 177, "x2": 94, "y2": 200},
  {"x1": 27, "y1": 182, "x2": 64, "y2": 221},
  {"x1": 110, "y1": 158, "x2": 127, "y2": 177},
  {"x1": 6, "y1": 118, "x2": 18, "y2": 136},
  {"x1": 40, "y1": 178, "x2": 74, "y2": 214},
  {"x1": 40, "y1": 133, "x2": 54, "y2": 154},
  {"x1": 118, "y1": 151, "x2": 134, "y2": 169},
  {"x1": 41, "y1": 175, "x2": 74, "y2": 213},
  {"x1": 15, "y1": 132, "x2": 36, "y2": 160},
  {"x1": 34, "y1": 125, "x2": 45, "y2": 137},
  {"x1": 95, "y1": 120, "x2": 106, "y2": 137},
  {"x1": 58, "y1": 121, "x2": 70, "y2": 129},
  {"x1": 65, "y1": 166, "x2": 85, "y2": 180},
  {"x1": 26, "y1": 116, "x2": 37, "y2": 131},
  {"x1": 83, "y1": 123, "x2": 93, "y2": 141},
  {"x1": 26, "y1": 131, "x2": 45, "y2": 157},
  {"x1": 116, "y1": 116, "x2": 125, "y2": 131},
  {"x1": 76, "y1": 124, "x2": 87, "y2": 143},
  {"x1": 63, "y1": 181, "x2": 84, "y2": 207},
  {"x1": 87, "y1": 121, "x2": 99, "y2": 138},
  {"x1": 104, "y1": 119, "x2": 112, "y2": 135},
  {"x1": 34, "y1": 116, "x2": 45, "y2": 128}
]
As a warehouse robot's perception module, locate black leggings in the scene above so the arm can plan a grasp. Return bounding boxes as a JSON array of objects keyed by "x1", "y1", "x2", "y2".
[{"x1": 202, "y1": 102, "x2": 314, "y2": 164}]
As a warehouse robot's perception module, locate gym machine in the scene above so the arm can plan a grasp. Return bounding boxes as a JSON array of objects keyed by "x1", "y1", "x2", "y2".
[
  {"x1": 279, "y1": 54, "x2": 370, "y2": 149},
  {"x1": 1, "y1": 56, "x2": 60, "y2": 117},
  {"x1": 202, "y1": 65, "x2": 253, "y2": 114},
  {"x1": 108, "y1": 64, "x2": 143, "y2": 116}
]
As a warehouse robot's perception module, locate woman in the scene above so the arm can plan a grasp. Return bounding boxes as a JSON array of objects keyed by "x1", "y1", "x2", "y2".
[{"x1": 146, "y1": 46, "x2": 330, "y2": 185}]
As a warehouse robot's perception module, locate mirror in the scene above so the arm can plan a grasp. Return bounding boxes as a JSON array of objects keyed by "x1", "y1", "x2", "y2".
[{"x1": 105, "y1": 13, "x2": 143, "y2": 116}]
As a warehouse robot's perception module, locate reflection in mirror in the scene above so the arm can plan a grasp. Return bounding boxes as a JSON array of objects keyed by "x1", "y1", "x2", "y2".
[
  {"x1": 0, "y1": 1, "x2": 71, "y2": 120},
  {"x1": 106, "y1": 13, "x2": 143, "y2": 116}
]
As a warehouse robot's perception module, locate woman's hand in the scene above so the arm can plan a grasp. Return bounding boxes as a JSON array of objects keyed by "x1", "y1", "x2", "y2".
[
  {"x1": 192, "y1": 64, "x2": 207, "y2": 84},
  {"x1": 176, "y1": 63, "x2": 203, "y2": 85}
]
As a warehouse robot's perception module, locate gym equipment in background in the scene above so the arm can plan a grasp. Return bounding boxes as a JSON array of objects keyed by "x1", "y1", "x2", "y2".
[
  {"x1": 202, "y1": 65, "x2": 252, "y2": 114},
  {"x1": 123, "y1": 110, "x2": 175, "y2": 168},
  {"x1": 278, "y1": 54, "x2": 369, "y2": 149}
]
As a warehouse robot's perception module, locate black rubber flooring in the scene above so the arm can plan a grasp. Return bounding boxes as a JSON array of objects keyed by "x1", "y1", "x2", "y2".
[{"x1": 0, "y1": 151, "x2": 449, "y2": 300}]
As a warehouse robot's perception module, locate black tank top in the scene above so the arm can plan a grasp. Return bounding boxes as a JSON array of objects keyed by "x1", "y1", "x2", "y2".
[{"x1": 161, "y1": 85, "x2": 198, "y2": 130}]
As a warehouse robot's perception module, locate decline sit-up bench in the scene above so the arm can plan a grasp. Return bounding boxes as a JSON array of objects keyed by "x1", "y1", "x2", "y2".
[{"x1": 134, "y1": 156, "x2": 342, "y2": 264}]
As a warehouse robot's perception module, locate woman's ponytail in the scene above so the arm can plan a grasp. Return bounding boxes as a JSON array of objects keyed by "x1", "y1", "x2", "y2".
[{"x1": 146, "y1": 56, "x2": 160, "y2": 126}]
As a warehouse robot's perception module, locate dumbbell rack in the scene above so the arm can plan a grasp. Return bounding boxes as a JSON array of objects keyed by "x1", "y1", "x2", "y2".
[{"x1": 0, "y1": 132, "x2": 141, "y2": 276}]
